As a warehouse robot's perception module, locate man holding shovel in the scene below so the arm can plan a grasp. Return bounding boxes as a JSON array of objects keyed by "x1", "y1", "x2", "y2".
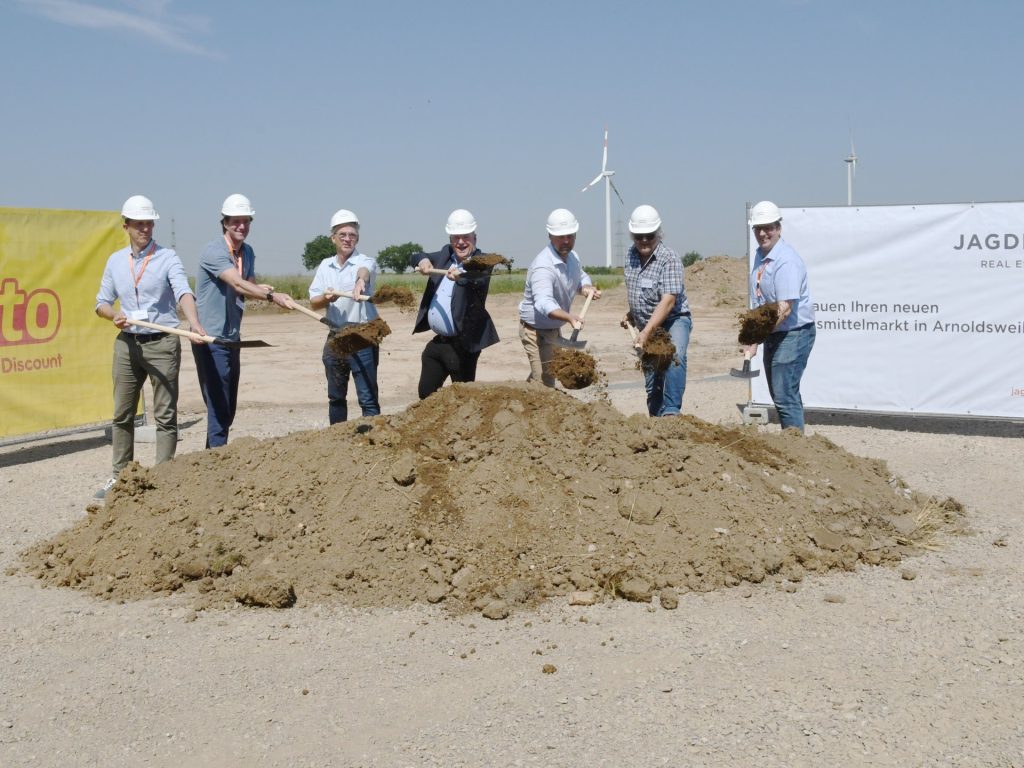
[
  {"x1": 745, "y1": 201, "x2": 816, "y2": 433},
  {"x1": 518, "y1": 208, "x2": 600, "y2": 387},
  {"x1": 193, "y1": 194, "x2": 296, "y2": 447},
  {"x1": 308, "y1": 209, "x2": 381, "y2": 423},
  {"x1": 410, "y1": 209, "x2": 499, "y2": 399},
  {"x1": 624, "y1": 204, "x2": 692, "y2": 417},
  {"x1": 93, "y1": 195, "x2": 205, "y2": 498}
]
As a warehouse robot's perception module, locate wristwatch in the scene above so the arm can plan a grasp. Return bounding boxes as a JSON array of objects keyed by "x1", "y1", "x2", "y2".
[{"x1": 266, "y1": 290, "x2": 274, "y2": 302}]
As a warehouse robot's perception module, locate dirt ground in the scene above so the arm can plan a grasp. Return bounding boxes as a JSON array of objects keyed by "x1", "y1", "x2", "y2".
[{"x1": 2, "y1": 256, "x2": 1023, "y2": 767}]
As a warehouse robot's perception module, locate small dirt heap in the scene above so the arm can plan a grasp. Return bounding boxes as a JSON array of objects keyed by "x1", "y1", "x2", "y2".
[{"x1": 21, "y1": 383, "x2": 959, "y2": 615}]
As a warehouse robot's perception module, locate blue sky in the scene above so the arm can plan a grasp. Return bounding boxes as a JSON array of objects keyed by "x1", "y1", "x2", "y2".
[{"x1": 3, "y1": 0, "x2": 1022, "y2": 274}]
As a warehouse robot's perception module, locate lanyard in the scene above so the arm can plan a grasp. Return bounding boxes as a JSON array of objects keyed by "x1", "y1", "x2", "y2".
[
  {"x1": 755, "y1": 258, "x2": 772, "y2": 301},
  {"x1": 129, "y1": 240, "x2": 157, "y2": 303},
  {"x1": 224, "y1": 234, "x2": 244, "y2": 276}
]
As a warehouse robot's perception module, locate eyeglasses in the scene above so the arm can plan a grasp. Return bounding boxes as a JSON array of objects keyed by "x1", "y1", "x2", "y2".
[
  {"x1": 333, "y1": 232, "x2": 358, "y2": 241},
  {"x1": 632, "y1": 233, "x2": 657, "y2": 242},
  {"x1": 752, "y1": 223, "x2": 779, "y2": 233}
]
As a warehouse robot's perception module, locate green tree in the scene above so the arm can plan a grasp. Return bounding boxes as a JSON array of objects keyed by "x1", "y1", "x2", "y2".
[
  {"x1": 301, "y1": 235, "x2": 335, "y2": 271},
  {"x1": 683, "y1": 250, "x2": 702, "y2": 268},
  {"x1": 377, "y1": 242, "x2": 423, "y2": 273}
]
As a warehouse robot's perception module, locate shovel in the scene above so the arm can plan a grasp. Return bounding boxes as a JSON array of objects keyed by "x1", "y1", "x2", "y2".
[
  {"x1": 558, "y1": 291, "x2": 595, "y2": 350},
  {"x1": 129, "y1": 319, "x2": 272, "y2": 348},
  {"x1": 288, "y1": 301, "x2": 338, "y2": 330},
  {"x1": 729, "y1": 350, "x2": 761, "y2": 379},
  {"x1": 624, "y1": 322, "x2": 643, "y2": 358}
]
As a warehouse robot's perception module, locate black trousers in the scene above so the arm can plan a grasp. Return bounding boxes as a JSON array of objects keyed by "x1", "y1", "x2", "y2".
[{"x1": 418, "y1": 335, "x2": 481, "y2": 399}]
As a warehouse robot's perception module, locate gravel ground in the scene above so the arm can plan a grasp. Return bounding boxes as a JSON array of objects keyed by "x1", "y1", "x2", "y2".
[{"x1": 2, "y1": 277, "x2": 1022, "y2": 767}]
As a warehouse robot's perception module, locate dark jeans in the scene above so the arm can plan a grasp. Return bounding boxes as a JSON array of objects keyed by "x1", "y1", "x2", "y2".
[
  {"x1": 322, "y1": 340, "x2": 380, "y2": 424},
  {"x1": 764, "y1": 322, "x2": 816, "y2": 432},
  {"x1": 192, "y1": 342, "x2": 240, "y2": 448},
  {"x1": 418, "y1": 335, "x2": 481, "y2": 399}
]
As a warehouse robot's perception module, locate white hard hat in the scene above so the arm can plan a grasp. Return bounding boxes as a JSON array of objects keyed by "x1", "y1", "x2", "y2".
[
  {"x1": 749, "y1": 201, "x2": 782, "y2": 226},
  {"x1": 546, "y1": 208, "x2": 579, "y2": 236},
  {"x1": 628, "y1": 204, "x2": 662, "y2": 234},
  {"x1": 445, "y1": 209, "x2": 477, "y2": 235},
  {"x1": 121, "y1": 195, "x2": 159, "y2": 221},
  {"x1": 330, "y1": 209, "x2": 359, "y2": 229},
  {"x1": 221, "y1": 193, "x2": 255, "y2": 218}
]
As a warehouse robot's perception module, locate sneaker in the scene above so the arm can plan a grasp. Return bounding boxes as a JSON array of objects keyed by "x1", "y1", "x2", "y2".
[{"x1": 94, "y1": 477, "x2": 118, "y2": 500}]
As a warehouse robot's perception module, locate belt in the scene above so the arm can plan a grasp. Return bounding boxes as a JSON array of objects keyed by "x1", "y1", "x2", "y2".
[
  {"x1": 519, "y1": 320, "x2": 537, "y2": 331},
  {"x1": 121, "y1": 331, "x2": 169, "y2": 343},
  {"x1": 432, "y1": 334, "x2": 459, "y2": 344}
]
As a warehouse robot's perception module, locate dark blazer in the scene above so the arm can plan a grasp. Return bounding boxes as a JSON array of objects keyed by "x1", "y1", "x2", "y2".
[{"x1": 409, "y1": 245, "x2": 499, "y2": 354}]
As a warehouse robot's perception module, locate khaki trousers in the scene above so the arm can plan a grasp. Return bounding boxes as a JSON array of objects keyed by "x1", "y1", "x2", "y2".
[
  {"x1": 111, "y1": 332, "x2": 181, "y2": 474},
  {"x1": 518, "y1": 321, "x2": 562, "y2": 388}
]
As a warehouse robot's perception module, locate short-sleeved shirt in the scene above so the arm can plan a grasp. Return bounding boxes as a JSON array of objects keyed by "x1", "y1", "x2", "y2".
[
  {"x1": 308, "y1": 251, "x2": 379, "y2": 328},
  {"x1": 195, "y1": 237, "x2": 255, "y2": 341},
  {"x1": 518, "y1": 244, "x2": 593, "y2": 329},
  {"x1": 749, "y1": 238, "x2": 815, "y2": 331},
  {"x1": 95, "y1": 241, "x2": 194, "y2": 333},
  {"x1": 624, "y1": 242, "x2": 689, "y2": 329}
]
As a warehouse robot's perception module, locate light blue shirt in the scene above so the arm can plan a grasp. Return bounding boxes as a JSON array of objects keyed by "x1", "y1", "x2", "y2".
[
  {"x1": 518, "y1": 244, "x2": 593, "y2": 329},
  {"x1": 95, "y1": 241, "x2": 193, "y2": 333},
  {"x1": 426, "y1": 252, "x2": 461, "y2": 336},
  {"x1": 195, "y1": 237, "x2": 255, "y2": 341},
  {"x1": 750, "y1": 237, "x2": 815, "y2": 332},
  {"x1": 308, "y1": 251, "x2": 379, "y2": 328}
]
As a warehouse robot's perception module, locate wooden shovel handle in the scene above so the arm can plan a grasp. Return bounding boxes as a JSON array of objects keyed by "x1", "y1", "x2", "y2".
[
  {"x1": 327, "y1": 289, "x2": 371, "y2": 302},
  {"x1": 287, "y1": 302, "x2": 327, "y2": 321},
  {"x1": 578, "y1": 290, "x2": 595, "y2": 322},
  {"x1": 129, "y1": 318, "x2": 213, "y2": 344}
]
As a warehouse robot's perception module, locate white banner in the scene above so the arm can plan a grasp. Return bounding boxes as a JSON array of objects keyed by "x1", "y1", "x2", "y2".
[{"x1": 748, "y1": 202, "x2": 1024, "y2": 419}]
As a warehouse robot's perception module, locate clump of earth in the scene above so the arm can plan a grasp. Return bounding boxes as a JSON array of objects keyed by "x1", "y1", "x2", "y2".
[
  {"x1": 327, "y1": 317, "x2": 392, "y2": 356},
  {"x1": 464, "y1": 252, "x2": 509, "y2": 271},
  {"x1": 738, "y1": 302, "x2": 781, "y2": 345},
  {"x1": 373, "y1": 285, "x2": 416, "y2": 311},
  {"x1": 21, "y1": 383, "x2": 962, "y2": 617},
  {"x1": 640, "y1": 327, "x2": 677, "y2": 373},
  {"x1": 550, "y1": 349, "x2": 600, "y2": 390}
]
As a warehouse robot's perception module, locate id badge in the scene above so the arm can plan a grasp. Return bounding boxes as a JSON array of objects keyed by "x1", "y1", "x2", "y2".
[{"x1": 640, "y1": 278, "x2": 655, "y2": 290}]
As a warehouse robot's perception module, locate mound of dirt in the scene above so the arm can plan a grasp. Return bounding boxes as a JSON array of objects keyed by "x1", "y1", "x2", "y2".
[
  {"x1": 327, "y1": 317, "x2": 392, "y2": 356},
  {"x1": 21, "y1": 383, "x2": 961, "y2": 616},
  {"x1": 686, "y1": 255, "x2": 748, "y2": 308}
]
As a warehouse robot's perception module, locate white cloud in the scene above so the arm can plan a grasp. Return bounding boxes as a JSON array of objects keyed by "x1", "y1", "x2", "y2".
[{"x1": 16, "y1": 0, "x2": 220, "y2": 57}]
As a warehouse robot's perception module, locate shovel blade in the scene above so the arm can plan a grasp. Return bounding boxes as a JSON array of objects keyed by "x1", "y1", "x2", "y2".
[
  {"x1": 729, "y1": 359, "x2": 760, "y2": 378},
  {"x1": 214, "y1": 337, "x2": 273, "y2": 348}
]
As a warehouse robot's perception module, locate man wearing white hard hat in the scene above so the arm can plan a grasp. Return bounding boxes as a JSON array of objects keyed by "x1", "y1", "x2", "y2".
[
  {"x1": 410, "y1": 209, "x2": 499, "y2": 399},
  {"x1": 746, "y1": 200, "x2": 816, "y2": 432},
  {"x1": 93, "y1": 195, "x2": 205, "y2": 499},
  {"x1": 308, "y1": 209, "x2": 381, "y2": 423},
  {"x1": 193, "y1": 194, "x2": 295, "y2": 447},
  {"x1": 623, "y1": 204, "x2": 692, "y2": 416},
  {"x1": 518, "y1": 209, "x2": 600, "y2": 386}
]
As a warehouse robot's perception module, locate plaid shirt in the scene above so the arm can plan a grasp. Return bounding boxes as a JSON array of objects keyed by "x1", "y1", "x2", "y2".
[{"x1": 624, "y1": 242, "x2": 689, "y2": 328}]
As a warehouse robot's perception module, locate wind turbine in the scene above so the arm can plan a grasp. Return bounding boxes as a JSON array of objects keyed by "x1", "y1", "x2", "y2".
[
  {"x1": 845, "y1": 134, "x2": 858, "y2": 205},
  {"x1": 581, "y1": 127, "x2": 624, "y2": 268}
]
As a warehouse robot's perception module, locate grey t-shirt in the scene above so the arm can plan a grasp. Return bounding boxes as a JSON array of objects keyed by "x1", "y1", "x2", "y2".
[{"x1": 195, "y1": 237, "x2": 255, "y2": 341}]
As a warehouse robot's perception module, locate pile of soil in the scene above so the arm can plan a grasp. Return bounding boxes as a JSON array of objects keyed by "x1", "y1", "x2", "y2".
[
  {"x1": 550, "y1": 349, "x2": 600, "y2": 390},
  {"x1": 21, "y1": 383, "x2": 960, "y2": 616},
  {"x1": 738, "y1": 302, "x2": 781, "y2": 345},
  {"x1": 373, "y1": 285, "x2": 416, "y2": 311},
  {"x1": 327, "y1": 317, "x2": 392, "y2": 356},
  {"x1": 686, "y1": 255, "x2": 749, "y2": 308}
]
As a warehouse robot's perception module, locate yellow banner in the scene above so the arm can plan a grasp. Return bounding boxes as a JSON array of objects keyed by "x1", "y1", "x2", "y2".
[{"x1": 1, "y1": 208, "x2": 125, "y2": 438}]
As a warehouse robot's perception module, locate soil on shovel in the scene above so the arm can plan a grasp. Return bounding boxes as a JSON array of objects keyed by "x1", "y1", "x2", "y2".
[
  {"x1": 639, "y1": 327, "x2": 677, "y2": 373},
  {"x1": 463, "y1": 252, "x2": 508, "y2": 271},
  {"x1": 738, "y1": 302, "x2": 781, "y2": 345},
  {"x1": 550, "y1": 349, "x2": 600, "y2": 390},
  {"x1": 327, "y1": 317, "x2": 392, "y2": 356},
  {"x1": 373, "y1": 285, "x2": 416, "y2": 311},
  {"x1": 20, "y1": 382, "x2": 962, "y2": 617}
]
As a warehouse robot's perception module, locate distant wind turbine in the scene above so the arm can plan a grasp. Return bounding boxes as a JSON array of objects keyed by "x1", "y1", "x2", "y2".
[
  {"x1": 581, "y1": 127, "x2": 624, "y2": 268},
  {"x1": 845, "y1": 135, "x2": 858, "y2": 206}
]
